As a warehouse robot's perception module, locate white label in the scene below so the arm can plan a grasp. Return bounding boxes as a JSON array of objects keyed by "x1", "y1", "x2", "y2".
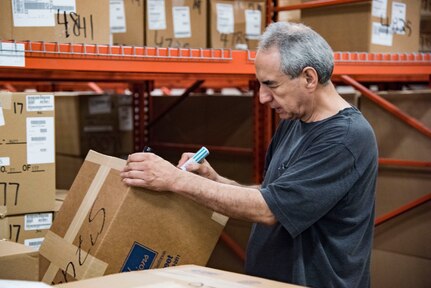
[
  {"x1": 25, "y1": 213, "x2": 53, "y2": 230},
  {"x1": 24, "y1": 237, "x2": 45, "y2": 250},
  {"x1": 0, "y1": 157, "x2": 10, "y2": 166},
  {"x1": 83, "y1": 125, "x2": 113, "y2": 132},
  {"x1": 148, "y1": 0, "x2": 166, "y2": 30},
  {"x1": 216, "y1": 3, "x2": 234, "y2": 34},
  {"x1": 371, "y1": 22, "x2": 393, "y2": 46},
  {"x1": 88, "y1": 95, "x2": 112, "y2": 114},
  {"x1": 245, "y1": 10, "x2": 261, "y2": 40},
  {"x1": 172, "y1": 6, "x2": 191, "y2": 38},
  {"x1": 26, "y1": 94, "x2": 54, "y2": 111},
  {"x1": 118, "y1": 106, "x2": 133, "y2": 131},
  {"x1": 391, "y1": 2, "x2": 406, "y2": 35},
  {"x1": 0, "y1": 43, "x2": 25, "y2": 67},
  {"x1": 26, "y1": 117, "x2": 55, "y2": 164},
  {"x1": 110, "y1": 0, "x2": 127, "y2": 33},
  {"x1": 11, "y1": 0, "x2": 76, "y2": 27},
  {"x1": 0, "y1": 107, "x2": 4, "y2": 126},
  {"x1": 372, "y1": 0, "x2": 387, "y2": 18}
]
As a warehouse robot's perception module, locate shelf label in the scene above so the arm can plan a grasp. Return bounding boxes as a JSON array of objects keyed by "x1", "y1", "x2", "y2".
[
  {"x1": 11, "y1": 0, "x2": 76, "y2": 27},
  {"x1": 216, "y1": 3, "x2": 234, "y2": 34},
  {"x1": 173, "y1": 6, "x2": 191, "y2": 38},
  {"x1": 148, "y1": 0, "x2": 166, "y2": 30},
  {"x1": 0, "y1": 43, "x2": 25, "y2": 67},
  {"x1": 27, "y1": 117, "x2": 55, "y2": 164},
  {"x1": 245, "y1": 9, "x2": 261, "y2": 40},
  {"x1": 372, "y1": 0, "x2": 388, "y2": 18},
  {"x1": 110, "y1": 0, "x2": 127, "y2": 33}
]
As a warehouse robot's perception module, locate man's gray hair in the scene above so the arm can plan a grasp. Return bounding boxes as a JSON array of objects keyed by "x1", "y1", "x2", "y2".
[{"x1": 258, "y1": 22, "x2": 334, "y2": 84}]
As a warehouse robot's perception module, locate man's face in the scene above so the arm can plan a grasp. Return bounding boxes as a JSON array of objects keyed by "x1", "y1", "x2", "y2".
[{"x1": 255, "y1": 47, "x2": 309, "y2": 120}]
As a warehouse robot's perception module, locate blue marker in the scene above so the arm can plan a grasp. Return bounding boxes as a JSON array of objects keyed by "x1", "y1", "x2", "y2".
[{"x1": 180, "y1": 146, "x2": 209, "y2": 171}]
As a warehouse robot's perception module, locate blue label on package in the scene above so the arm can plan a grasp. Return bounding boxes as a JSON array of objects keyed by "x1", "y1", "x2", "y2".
[{"x1": 120, "y1": 242, "x2": 158, "y2": 272}]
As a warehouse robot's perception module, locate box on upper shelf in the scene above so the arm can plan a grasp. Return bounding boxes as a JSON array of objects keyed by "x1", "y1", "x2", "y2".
[
  {"x1": 301, "y1": 0, "x2": 421, "y2": 53},
  {"x1": 209, "y1": 0, "x2": 266, "y2": 50},
  {"x1": 111, "y1": 0, "x2": 145, "y2": 46},
  {"x1": 0, "y1": 0, "x2": 110, "y2": 44}
]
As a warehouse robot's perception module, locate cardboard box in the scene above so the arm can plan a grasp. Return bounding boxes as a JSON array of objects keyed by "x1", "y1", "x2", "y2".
[
  {"x1": 55, "y1": 155, "x2": 84, "y2": 190},
  {"x1": 0, "y1": 213, "x2": 53, "y2": 250},
  {"x1": 145, "y1": 0, "x2": 207, "y2": 48},
  {"x1": 371, "y1": 249, "x2": 431, "y2": 288},
  {"x1": 39, "y1": 150, "x2": 228, "y2": 284},
  {"x1": 55, "y1": 93, "x2": 133, "y2": 158},
  {"x1": 0, "y1": 0, "x2": 110, "y2": 44},
  {"x1": 301, "y1": 0, "x2": 421, "y2": 52},
  {"x1": 209, "y1": 0, "x2": 266, "y2": 50},
  {"x1": 0, "y1": 92, "x2": 56, "y2": 216},
  {"x1": 0, "y1": 240, "x2": 39, "y2": 281},
  {"x1": 112, "y1": 0, "x2": 145, "y2": 46},
  {"x1": 55, "y1": 265, "x2": 303, "y2": 287}
]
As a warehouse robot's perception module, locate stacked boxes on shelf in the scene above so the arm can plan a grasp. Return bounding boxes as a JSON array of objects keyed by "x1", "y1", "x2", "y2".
[{"x1": 0, "y1": 92, "x2": 56, "y2": 250}]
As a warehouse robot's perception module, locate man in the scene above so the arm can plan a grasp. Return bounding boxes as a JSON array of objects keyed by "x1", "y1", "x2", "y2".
[{"x1": 121, "y1": 22, "x2": 378, "y2": 288}]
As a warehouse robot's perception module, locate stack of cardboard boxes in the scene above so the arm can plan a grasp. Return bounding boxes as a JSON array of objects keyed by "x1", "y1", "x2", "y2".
[{"x1": 0, "y1": 92, "x2": 56, "y2": 272}]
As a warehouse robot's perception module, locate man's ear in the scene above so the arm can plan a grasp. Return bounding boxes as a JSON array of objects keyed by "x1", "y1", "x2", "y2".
[{"x1": 302, "y1": 67, "x2": 318, "y2": 89}]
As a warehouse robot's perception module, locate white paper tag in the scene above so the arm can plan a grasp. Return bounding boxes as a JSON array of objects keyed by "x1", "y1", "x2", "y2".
[
  {"x1": 24, "y1": 237, "x2": 45, "y2": 250},
  {"x1": 0, "y1": 107, "x2": 4, "y2": 126},
  {"x1": 371, "y1": 22, "x2": 393, "y2": 46},
  {"x1": 0, "y1": 43, "x2": 25, "y2": 67},
  {"x1": 118, "y1": 106, "x2": 133, "y2": 131},
  {"x1": 148, "y1": 0, "x2": 166, "y2": 30},
  {"x1": 391, "y1": 2, "x2": 407, "y2": 35},
  {"x1": 24, "y1": 213, "x2": 53, "y2": 230},
  {"x1": 11, "y1": 0, "x2": 76, "y2": 27},
  {"x1": 245, "y1": 9, "x2": 261, "y2": 40},
  {"x1": 173, "y1": 6, "x2": 191, "y2": 38},
  {"x1": 0, "y1": 157, "x2": 10, "y2": 166},
  {"x1": 216, "y1": 3, "x2": 234, "y2": 34},
  {"x1": 89, "y1": 95, "x2": 112, "y2": 114},
  {"x1": 372, "y1": 0, "x2": 388, "y2": 18},
  {"x1": 26, "y1": 117, "x2": 55, "y2": 164},
  {"x1": 110, "y1": 0, "x2": 127, "y2": 33},
  {"x1": 26, "y1": 95, "x2": 54, "y2": 111}
]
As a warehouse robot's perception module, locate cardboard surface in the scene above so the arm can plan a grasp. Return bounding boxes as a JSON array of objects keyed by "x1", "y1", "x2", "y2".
[
  {"x1": 0, "y1": 92, "x2": 56, "y2": 216},
  {"x1": 55, "y1": 155, "x2": 84, "y2": 190},
  {"x1": 145, "y1": 0, "x2": 207, "y2": 48},
  {"x1": 301, "y1": 0, "x2": 421, "y2": 52},
  {"x1": 0, "y1": 0, "x2": 110, "y2": 44},
  {"x1": 55, "y1": 264, "x2": 304, "y2": 287},
  {"x1": 39, "y1": 150, "x2": 227, "y2": 284},
  {"x1": 209, "y1": 0, "x2": 266, "y2": 50},
  {"x1": 0, "y1": 240, "x2": 39, "y2": 281}
]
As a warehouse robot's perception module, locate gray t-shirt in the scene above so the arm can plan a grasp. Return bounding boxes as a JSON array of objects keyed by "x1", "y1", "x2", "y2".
[{"x1": 245, "y1": 107, "x2": 378, "y2": 288}]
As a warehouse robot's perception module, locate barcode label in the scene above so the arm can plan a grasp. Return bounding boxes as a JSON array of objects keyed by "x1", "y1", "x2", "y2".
[
  {"x1": 25, "y1": 213, "x2": 53, "y2": 231},
  {"x1": 27, "y1": 95, "x2": 54, "y2": 111},
  {"x1": 24, "y1": 237, "x2": 44, "y2": 250}
]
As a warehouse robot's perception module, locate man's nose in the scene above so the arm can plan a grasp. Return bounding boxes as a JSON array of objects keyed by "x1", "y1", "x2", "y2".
[{"x1": 258, "y1": 85, "x2": 272, "y2": 104}]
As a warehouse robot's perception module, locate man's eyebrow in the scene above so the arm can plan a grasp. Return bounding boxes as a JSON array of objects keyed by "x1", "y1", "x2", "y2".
[{"x1": 261, "y1": 80, "x2": 277, "y2": 86}]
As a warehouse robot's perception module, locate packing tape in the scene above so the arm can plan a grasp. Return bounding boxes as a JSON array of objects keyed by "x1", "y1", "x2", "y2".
[
  {"x1": 42, "y1": 154, "x2": 111, "y2": 283},
  {"x1": 40, "y1": 231, "x2": 108, "y2": 281},
  {"x1": 211, "y1": 212, "x2": 229, "y2": 226},
  {"x1": 86, "y1": 149, "x2": 125, "y2": 171}
]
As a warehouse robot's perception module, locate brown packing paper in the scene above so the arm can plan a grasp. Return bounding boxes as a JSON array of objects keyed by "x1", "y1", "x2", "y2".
[{"x1": 39, "y1": 150, "x2": 228, "y2": 284}]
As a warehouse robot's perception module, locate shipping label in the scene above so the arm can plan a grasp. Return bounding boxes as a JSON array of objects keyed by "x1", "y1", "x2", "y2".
[
  {"x1": 372, "y1": 0, "x2": 388, "y2": 18},
  {"x1": 26, "y1": 117, "x2": 55, "y2": 164},
  {"x1": 216, "y1": 3, "x2": 234, "y2": 34},
  {"x1": 26, "y1": 94, "x2": 54, "y2": 111},
  {"x1": 245, "y1": 9, "x2": 261, "y2": 40},
  {"x1": 173, "y1": 6, "x2": 191, "y2": 38},
  {"x1": 371, "y1": 22, "x2": 393, "y2": 46},
  {"x1": 25, "y1": 213, "x2": 53, "y2": 230},
  {"x1": 110, "y1": 0, "x2": 127, "y2": 33},
  {"x1": 24, "y1": 237, "x2": 45, "y2": 250},
  {"x1": 391, "y1": 2, "x2": 407, "y2": 35},
  {"x1": 148, "y1": 0, "x2": 166, "y2": 30},
  {"x1": 0, "y1": 43, "x2": 25, "y2": 67}
]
